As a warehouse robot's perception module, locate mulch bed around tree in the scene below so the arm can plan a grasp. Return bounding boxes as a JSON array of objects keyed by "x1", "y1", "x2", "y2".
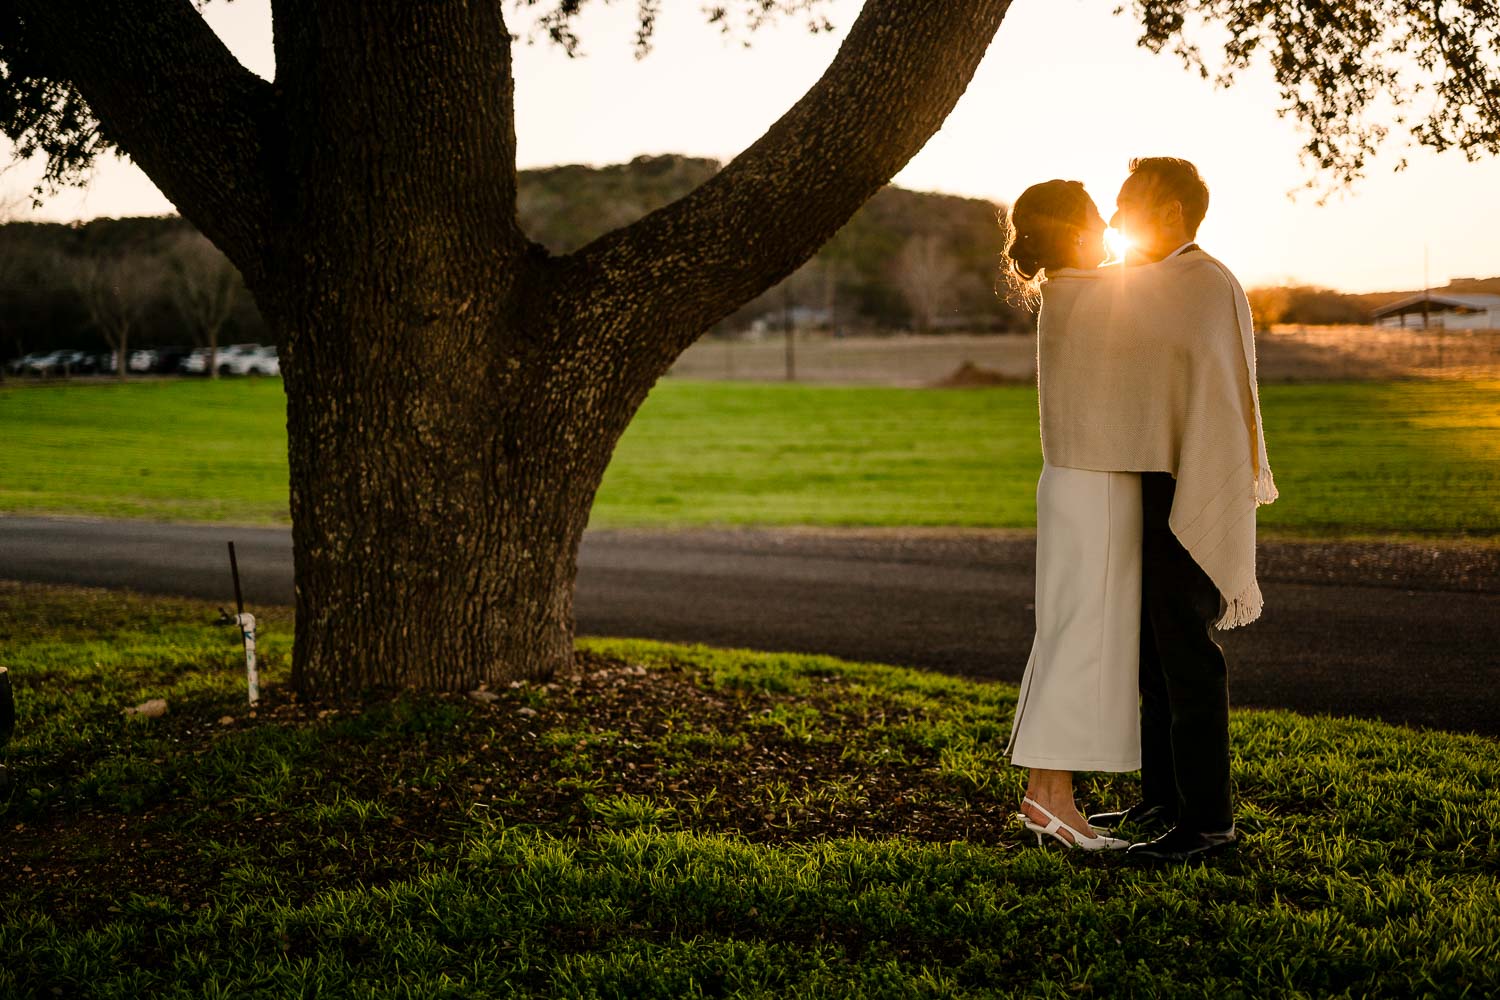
[{"x1": 7, "y1": 648, "x2": 1029, "y2": 928}]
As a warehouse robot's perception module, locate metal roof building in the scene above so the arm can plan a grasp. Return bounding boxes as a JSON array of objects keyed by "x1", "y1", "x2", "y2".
[{"x1": 1371, "y1": 292, "x2": 1500, "y2": 330}]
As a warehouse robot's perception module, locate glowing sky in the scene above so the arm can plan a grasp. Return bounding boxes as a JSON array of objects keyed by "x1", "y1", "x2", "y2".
[{"x1": 6, "y1": 0, "x2": 1497, "y2": 292}]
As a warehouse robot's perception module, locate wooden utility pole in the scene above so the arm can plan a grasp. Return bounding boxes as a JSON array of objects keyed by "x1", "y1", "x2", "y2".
[
  {"x1": 783, "y1": 282, "x2": 795, "y2": 382},
  {"x1": 1425, "y1": 243, "x2": 1446, "y2": 372},
  {"x1": 1422, "y1": 243, "x2": 1431, "y2": 331}
]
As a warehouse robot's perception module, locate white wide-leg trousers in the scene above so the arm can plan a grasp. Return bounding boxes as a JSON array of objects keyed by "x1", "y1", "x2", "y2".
[{"x1": 1004, "y1": 463, "x2": 1143, "y2": 772}]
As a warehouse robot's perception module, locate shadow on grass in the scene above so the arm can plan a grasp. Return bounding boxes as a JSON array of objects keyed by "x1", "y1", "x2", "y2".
[{"x1": 1, "y1": 582, "x2": 1496, "y2": 998}]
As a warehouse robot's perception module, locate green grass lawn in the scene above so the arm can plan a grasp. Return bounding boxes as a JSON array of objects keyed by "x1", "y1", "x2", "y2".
[
  {"x1": 2, "y1": 377, "x2": 1497, "y2": 538},
  {"x1": 2, "y1": 584, "x2": 1497, "y2": 997}
]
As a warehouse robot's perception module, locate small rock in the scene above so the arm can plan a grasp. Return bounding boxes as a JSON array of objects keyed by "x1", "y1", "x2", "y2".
[
  {"x1": 469, "y1": 690, "x2": 500, "y2": 704},
  {"x1": 516, "y1": 706, "x2": 539, "y2": 718},
  {"x1": 123, "y1": 699, "x2": 167, "y2": 719}
]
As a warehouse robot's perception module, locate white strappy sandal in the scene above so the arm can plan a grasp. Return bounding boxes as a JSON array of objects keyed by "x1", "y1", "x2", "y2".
[{"x1": 1017, "y1": 796, "x2": 1130, "y2": 851}]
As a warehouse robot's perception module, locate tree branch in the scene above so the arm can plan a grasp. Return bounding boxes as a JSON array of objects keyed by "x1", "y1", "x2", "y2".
[
  {"x1": 11, "y1": 0, "x2": 275, "y2": 279},
  {"x1": 559, "y1": 0, "x2": 1013, "y2": 367}
]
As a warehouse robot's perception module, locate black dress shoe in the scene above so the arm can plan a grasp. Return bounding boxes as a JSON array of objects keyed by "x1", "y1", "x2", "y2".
[
  {"x1": 1126, "y1": 824, "x2": 1238, "y2": 862},
  {"x1": 1087, "y1": 803, "x2": 1176, "y2": 837}
]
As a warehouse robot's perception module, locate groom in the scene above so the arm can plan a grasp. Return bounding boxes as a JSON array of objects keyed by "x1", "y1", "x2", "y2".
[{"x1": 1089, "y1": 157, "x2": 1242, "y2": 862}]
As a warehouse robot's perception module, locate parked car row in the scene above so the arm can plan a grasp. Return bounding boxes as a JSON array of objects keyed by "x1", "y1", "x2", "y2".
[
  {"x1": 180, "y1": 344, "x2": 280, "y2": 376},
  {"x1": 5, "y1": 349, "x2": 96, "y2": 376},
  {"x1": 5, "y1": 344, "x2": 279, "y2": 378}
]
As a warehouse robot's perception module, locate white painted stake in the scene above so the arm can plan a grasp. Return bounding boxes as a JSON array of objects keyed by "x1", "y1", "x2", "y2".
[
  {"x1": 226, "y1": 541, "x2": 258, "y2": 707},
  {"x1": 238, "y1": 612, "x2": 259, "y2": 706}
]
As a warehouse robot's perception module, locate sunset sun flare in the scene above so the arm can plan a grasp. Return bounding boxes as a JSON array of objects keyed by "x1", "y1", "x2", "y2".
[{"x1": 1104, "y1": 226, "x2": 1132, "y2": 263}]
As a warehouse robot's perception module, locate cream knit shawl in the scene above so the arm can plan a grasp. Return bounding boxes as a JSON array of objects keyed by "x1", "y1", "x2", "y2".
[{"x1": 1037, "y1": 249, "x2": 1277, "y2": 628}]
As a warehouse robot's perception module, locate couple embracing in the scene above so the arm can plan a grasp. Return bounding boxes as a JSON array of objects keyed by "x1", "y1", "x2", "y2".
[{"x1": 1000, "y1": 157, "x2": 1277, "y2": 863}]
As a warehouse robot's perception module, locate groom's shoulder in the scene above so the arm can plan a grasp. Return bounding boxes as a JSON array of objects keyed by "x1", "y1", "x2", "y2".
[{"x1": 1178, "y1": 251, "x2": 1243, "y2": 298}]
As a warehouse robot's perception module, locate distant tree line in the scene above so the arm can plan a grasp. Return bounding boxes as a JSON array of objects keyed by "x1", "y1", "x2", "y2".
[
  {"x1": 497, "y1": 155, "x2": 1033, "y2": 334},
  {"x1": 12, "y1": 159, "x2": 1495, "y2": 361},
  {"x1": 1247, "y1": 276, "x2": 1500, "y2": 329},
  {"x1": 0, "y1": 216, "x2": 263, "y2": 363},
  {"x1": 1246, "y1": 285, "x2": 1371, "y2": 327},
  {"x1": 0, "y1": 154, "x2": 1038, "y2": 362}
]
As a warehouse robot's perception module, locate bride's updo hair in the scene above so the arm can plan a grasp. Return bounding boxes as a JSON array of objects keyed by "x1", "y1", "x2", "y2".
[{"x1": 999, "y1": 179, "x2": 1092, "y2": 308}]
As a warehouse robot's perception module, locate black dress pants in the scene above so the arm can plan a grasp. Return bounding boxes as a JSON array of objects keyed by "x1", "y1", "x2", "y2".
[{"x1": 1137, "y1": 472, "x2": 1234, "y2": 833}]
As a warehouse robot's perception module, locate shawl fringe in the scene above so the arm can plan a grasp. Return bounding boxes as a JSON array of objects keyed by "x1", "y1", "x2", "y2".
[
  {"x1": 1214, "y1": 579, "x2": 1265, "y2": 630},
  {"x1": 1256, "y1": 466, "x2": 1279, "y2": 506}
]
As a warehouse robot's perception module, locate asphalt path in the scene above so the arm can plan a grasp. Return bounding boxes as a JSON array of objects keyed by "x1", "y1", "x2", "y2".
[{"x1": 2, "y1": 516, "x2": 1497, "y2": 737}]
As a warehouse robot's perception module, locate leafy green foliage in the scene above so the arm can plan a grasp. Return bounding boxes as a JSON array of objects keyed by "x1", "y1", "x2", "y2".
[
  {"x1": 1, "y1": 2, "x2": 838, "y2": 200},
  {"x1": 1124, "y1": 0, "x2": 1500, "y2": 188},
  {"x1": 6, "y1": 1, "x2": 1497, "y2": 210},
  {"x1": 516, "y1": 0, "x2": 837, "y2": 57},
  {"x1": 0, "y1": 21, "x2": 109, "y2": 199}
]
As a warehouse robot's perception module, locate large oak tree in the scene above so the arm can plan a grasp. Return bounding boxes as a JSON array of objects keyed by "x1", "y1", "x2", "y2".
[{"x1": 3, "y1": 0, "x2": 1496, "y2": 695}]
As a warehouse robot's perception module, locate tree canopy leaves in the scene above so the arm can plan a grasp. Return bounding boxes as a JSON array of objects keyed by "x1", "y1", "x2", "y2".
[
  {"x1": 516, "y1": 0, "x2": 835, "y2": 58},
  {"x1": 1123, "y1": 0, "x2": 1500, "y2": 188},
  {"x1": 0, "y1": 21, "x2": 111, "y2": 200},
  {"x1": 4, "y1": 1, "x2": 1497, "y2": 204}
]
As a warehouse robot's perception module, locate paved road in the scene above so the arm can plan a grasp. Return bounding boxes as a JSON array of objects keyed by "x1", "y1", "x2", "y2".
[{"x1": 2, "y1": 517, "x2": 1497, "y2": 736}]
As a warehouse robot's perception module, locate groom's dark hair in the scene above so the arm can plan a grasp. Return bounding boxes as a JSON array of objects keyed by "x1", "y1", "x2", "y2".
[{"x1": 1128, "y1": 157, "x2": 1209, "y2": 237}]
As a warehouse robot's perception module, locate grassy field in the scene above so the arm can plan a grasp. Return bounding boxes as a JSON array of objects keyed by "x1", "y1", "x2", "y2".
[
  {"x1": 1, "y1": 377, "x2": 1497, "y2": 538},
  {"x1": 2, "y1": 583, "x2": 1497, "y2": 998}
]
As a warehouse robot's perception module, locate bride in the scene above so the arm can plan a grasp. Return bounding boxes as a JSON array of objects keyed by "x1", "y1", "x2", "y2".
[{"x1": 999, "y1": 180, "x2": 1139, "y2": 851}]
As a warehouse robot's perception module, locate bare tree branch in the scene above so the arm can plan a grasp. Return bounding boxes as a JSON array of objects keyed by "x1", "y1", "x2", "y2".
[
  {"x1": 167, "y1": 230, "x2": 243, "y2": 378},
  {"x1": 70, "y1": 253, "x2": 162, "y2": 382},
  {"x1": 894, "y1": 234, "x2": 960, "y2": 333}
]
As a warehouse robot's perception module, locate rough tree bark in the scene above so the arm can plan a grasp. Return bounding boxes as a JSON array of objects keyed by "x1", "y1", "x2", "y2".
[{"x1": 11, "y1": 0, "x2": 1014, "y2": 695}]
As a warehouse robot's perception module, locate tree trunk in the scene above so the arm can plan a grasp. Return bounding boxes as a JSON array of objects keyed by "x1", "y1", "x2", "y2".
[
  {"x1": 271, "y1": 266, "x2": 635, "y2": 695},
  {"x1": 259, "y1": 1, "x2": 572, "y2": 695},
  {"x1": 258, "y1": 0, "x2": 1013, "y2": 695},
  {"x1": 13, "y1": 0, "x2": 1015, "y2": 696}
]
